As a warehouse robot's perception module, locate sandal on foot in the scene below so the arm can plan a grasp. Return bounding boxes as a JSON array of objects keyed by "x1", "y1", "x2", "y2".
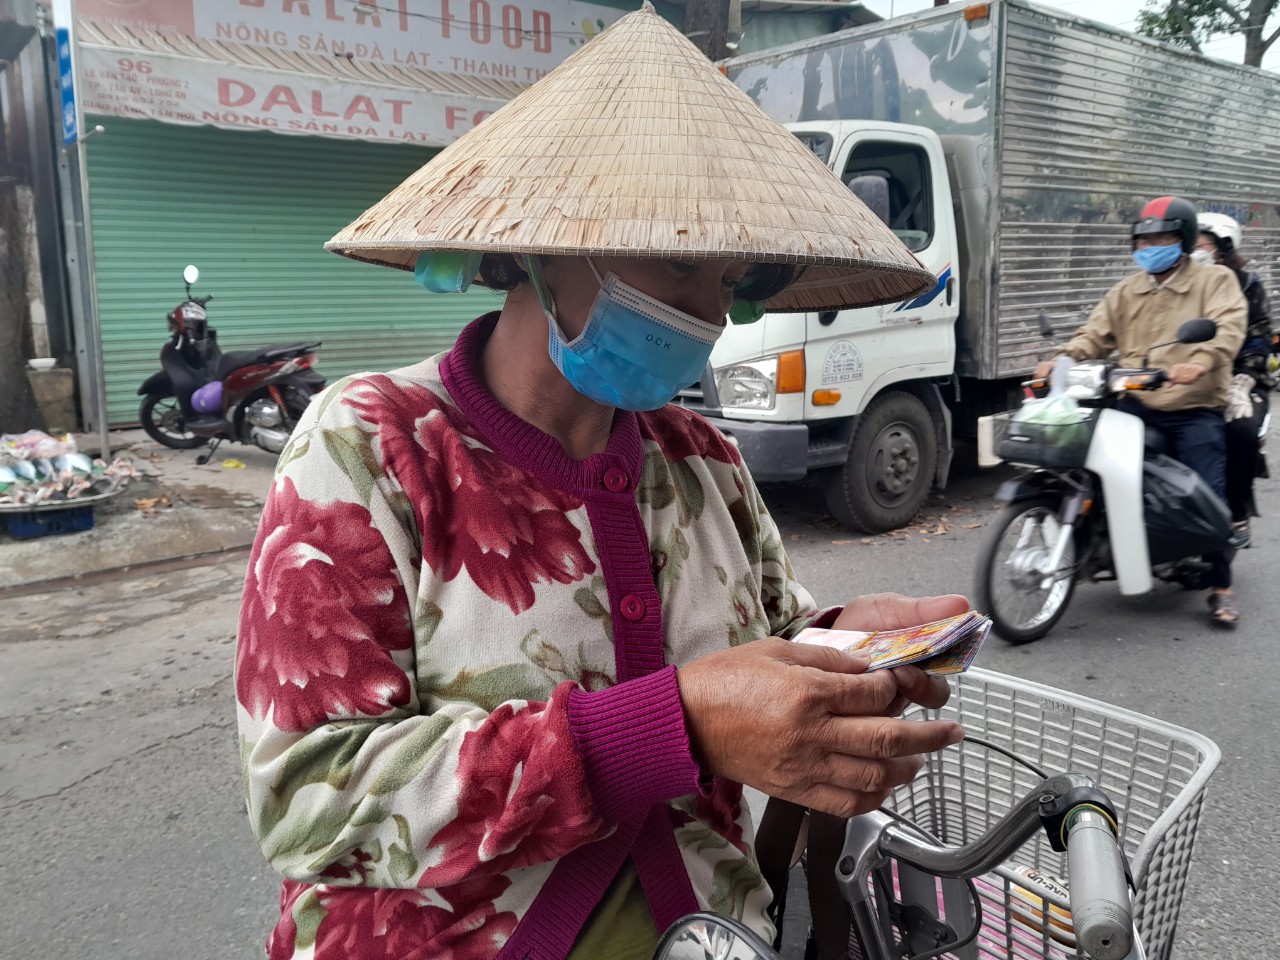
[{"x1": 1208, "y1": 592, "x2": 1239, "y2": 627}]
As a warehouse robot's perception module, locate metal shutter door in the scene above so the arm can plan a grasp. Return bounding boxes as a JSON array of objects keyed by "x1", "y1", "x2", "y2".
[{"x1": 86, "y1": 118, "x2": 501, "y2": 424}]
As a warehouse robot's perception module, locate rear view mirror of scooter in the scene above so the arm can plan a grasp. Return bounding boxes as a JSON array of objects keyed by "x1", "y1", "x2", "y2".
[
  {"x1": 183, "y1": 264, "x2": 200, "y2": 300},
  {"x1": 1176, "y1": 317, "x2": 1217, "y2": 344},
  {"x1": 1140, "y1": 318, "x2": 1217, "y2": 365}
]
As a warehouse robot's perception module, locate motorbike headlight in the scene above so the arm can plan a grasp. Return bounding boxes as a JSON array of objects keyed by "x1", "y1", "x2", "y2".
[
  {"x1": 715, "y1": 358, "x2": 778, "y2": 410},
  {"x1": 1063, "y1": 362, "x2": 1108, "y2": 400}
]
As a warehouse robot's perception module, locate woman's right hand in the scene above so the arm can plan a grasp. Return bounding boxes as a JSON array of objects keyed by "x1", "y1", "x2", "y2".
[{"x1": 676, "y1": 637, "x2": 964, "y2": 818}]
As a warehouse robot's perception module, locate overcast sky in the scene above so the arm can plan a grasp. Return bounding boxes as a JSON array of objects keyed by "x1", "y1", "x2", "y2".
[{"x1": 858, "y1": 0, "x2": 1280, "y2": 70}]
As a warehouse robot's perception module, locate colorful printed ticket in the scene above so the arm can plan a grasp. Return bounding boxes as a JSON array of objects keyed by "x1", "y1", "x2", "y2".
[{"x1": 794, "y1": 610, "x2": 992, "y2": 676}]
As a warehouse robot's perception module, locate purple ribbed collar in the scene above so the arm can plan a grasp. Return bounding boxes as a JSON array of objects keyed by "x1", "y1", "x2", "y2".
[{"x1": 440, "y1": 314, "x2": 646, "y2": 496}]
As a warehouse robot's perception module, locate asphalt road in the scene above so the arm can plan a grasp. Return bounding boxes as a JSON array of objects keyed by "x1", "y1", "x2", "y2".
[{"x1": 1, "y1": 459, "x2": 1274, "y2": 959}]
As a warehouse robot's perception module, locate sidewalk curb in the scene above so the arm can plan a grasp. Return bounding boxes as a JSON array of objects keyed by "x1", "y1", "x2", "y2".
[{"x1": 0, "y1": 543, "x2": 254, "y2": 599}]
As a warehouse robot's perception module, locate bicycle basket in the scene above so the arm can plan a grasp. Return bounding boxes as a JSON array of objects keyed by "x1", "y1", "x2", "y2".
[
  {"x1": 992, "y1": 409, "x2": 1099, "y2": 469},
  {"x1": 862, "y1": 669, "x2": 1218, "y2": 960}
]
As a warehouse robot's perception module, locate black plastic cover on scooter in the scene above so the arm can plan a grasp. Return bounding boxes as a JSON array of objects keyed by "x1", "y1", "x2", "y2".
[{"x1": 1143, "y1": 454, "x2": 1234, "y2": 565}]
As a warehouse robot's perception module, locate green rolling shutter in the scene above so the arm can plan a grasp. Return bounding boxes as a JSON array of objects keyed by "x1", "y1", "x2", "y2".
[{"x1": 86, "y1": 118, "x2": 501, "y2": 424}]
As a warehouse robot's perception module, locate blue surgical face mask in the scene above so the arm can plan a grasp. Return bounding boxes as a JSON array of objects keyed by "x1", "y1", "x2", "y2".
[
  {"x1": 1133, "y1": 243, "x2": 1183, "y2": 274},
  {"x1": 525, "y1": 257, "x2": 724, "y2": 411}
]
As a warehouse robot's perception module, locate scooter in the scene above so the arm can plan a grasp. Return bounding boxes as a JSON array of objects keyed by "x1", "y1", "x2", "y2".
[
  {"x1": 974, "y1": 318, "x2": 1237, "y2": 644},
  {"x1": 137, "y1": 265, "x2": 326, "y2": 464}
]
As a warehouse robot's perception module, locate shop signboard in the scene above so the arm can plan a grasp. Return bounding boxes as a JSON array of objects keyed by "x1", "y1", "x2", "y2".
[{"x1": 74, "y1": 0, "x2": 627, "y2": 145}]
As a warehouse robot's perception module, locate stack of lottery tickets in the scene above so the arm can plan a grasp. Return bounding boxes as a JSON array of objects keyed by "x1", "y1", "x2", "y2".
[{"x1": 794, "y1": 610, "x2": 992, "y2": 676}]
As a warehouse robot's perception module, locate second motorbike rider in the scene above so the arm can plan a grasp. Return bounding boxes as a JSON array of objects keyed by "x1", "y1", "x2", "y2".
[
  {"x1": 1034, "y1": 196, "x2": 1247, "y2": 626},
  {"x1": 1193, "y1": 213, "x2": 1274, "y2": 547}
]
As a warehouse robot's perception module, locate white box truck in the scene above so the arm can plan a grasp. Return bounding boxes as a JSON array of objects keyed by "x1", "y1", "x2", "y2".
[{"x1": 686, "y1": 0, "x2": 1280, "y2": 532}]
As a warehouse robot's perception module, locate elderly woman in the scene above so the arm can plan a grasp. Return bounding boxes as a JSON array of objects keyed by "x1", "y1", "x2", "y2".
[{"x1": 234, "y1": 6, "x2": 965, "y2": 959}]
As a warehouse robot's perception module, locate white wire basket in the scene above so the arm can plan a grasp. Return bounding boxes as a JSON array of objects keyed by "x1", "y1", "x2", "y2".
[{"x1": 861, "y1": 668, "x2": 1219, "y2": 960}]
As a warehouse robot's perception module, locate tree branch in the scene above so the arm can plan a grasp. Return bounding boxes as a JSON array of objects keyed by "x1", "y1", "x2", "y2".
[
  {"x1": 1169, "y1": 0, "x2": 1206, "y2": 51},
  {"x1": 1201, "y1": 0, "x2": 1248, "y2": 29}
]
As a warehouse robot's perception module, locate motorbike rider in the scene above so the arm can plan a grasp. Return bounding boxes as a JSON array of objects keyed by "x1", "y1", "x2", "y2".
[
  {"x1": 1034, "y1": 196, "x2": 1247, "y2": 625},
  {"x1": 1193, "y1": 213, "x2": 1273, "y2": 546}
]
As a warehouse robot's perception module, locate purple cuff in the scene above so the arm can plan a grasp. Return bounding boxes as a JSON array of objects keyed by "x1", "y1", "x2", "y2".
[{"x1": 566, "y1": 665, "x2": 705, "y2": 824}]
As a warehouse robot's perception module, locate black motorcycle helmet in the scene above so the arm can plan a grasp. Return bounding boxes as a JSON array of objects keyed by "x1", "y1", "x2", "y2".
[{"x1": 1131, "y1": 196, "x2": 1199, "y2": 253}]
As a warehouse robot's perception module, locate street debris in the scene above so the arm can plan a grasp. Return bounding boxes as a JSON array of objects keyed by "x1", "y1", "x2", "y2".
[{"x1": 134, "y1": 495, "x2": 174, "y2": 516}]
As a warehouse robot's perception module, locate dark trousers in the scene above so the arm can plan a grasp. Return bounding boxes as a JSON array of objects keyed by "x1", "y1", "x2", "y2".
[
  {"x1": 1119, "y1": 398, "x2": 1233, "y2": 589},
  {"x1": 1225, "y1": 391, "x2": 1269, "y2": 522}
]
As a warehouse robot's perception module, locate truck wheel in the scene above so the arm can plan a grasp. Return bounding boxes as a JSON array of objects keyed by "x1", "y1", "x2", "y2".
[{"x1": 823, "y1": 391, "x2": 936, "y2": 533}]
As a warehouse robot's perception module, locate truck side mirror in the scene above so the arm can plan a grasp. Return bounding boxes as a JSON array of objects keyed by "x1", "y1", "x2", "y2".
[{"x1": 1176, "y1": 318, "x2": 1216, "y2": 343}]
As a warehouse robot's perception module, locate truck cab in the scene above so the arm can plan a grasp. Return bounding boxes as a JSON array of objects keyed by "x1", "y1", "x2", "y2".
[{"x1": 687, "y1": 121, "x2": 960, "y2": 532}]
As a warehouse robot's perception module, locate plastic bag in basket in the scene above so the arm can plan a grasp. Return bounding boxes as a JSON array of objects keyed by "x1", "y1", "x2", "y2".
[{"x1": 1013, "y1": 359, "x2": 1092, "y2": 460}]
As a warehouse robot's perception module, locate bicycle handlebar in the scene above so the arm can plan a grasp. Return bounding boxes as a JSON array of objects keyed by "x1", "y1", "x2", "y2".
[
  {"x1": 1066, "y1": 809, "x2": 1133, "y2": 960},
  {"x1": 838, "y1": 773, "x2": 1136, "y2": 960}
]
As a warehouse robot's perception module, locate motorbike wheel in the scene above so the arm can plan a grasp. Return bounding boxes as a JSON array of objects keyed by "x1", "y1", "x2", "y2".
[
  {"x1": 139, "y1": 394, "x2": 209, "y2": 450},
  {"x1": 282, "y1": 386, "x2": 313, "y2": 431},
  {"x1": 976, "y1": 496, "x2": 1078, "y2": 645}
]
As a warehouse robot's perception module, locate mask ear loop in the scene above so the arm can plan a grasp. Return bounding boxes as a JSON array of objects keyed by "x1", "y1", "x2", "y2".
[
  {"x1": 523, "y1": 255, "x2": 585, "y2": 350},
  {"x1": 521, "y1": 255, "x2": 556, "y2": 317}
]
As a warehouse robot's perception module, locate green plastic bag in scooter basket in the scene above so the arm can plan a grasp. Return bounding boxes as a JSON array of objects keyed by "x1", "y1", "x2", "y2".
[{"x1": 1010, "y1": 393, "x2": 1094, "y2": 465}]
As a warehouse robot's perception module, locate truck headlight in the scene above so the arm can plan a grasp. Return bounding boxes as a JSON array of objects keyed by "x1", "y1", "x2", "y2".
[
  {"x1": 714, "y1": 350, "x2": 805, "y2": 411},
  {"x1": 716, "y1": 358, "x2": 778, "y2": 410}
]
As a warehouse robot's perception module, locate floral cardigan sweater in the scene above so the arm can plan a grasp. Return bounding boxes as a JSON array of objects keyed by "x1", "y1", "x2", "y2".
[{"x1": 235, "y1": 315, "x2": 836, "y2": 960}]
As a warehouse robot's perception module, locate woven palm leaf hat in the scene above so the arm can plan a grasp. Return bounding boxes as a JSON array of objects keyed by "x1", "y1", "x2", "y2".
[{"x1": 326, "y1": 2, "x2": 934, "y2": 311}]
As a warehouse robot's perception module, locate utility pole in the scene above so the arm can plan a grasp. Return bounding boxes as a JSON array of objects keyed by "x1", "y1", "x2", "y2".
[{"x1": 683, "y1": 0, "x2": 730, "y2": 60}]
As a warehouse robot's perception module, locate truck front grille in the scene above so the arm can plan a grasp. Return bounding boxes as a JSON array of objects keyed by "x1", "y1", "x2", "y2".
[{"x1": 673, "y1": 383, "x2": 704, "y2": 406}]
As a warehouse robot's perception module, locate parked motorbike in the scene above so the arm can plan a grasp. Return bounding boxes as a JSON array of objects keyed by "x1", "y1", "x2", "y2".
[
  {"x1": 974, "y1": 318, "x2": 1239, "y2": 643},
  {"x1": 137, "y1": 265, "x2": 325, "y2": 464}
]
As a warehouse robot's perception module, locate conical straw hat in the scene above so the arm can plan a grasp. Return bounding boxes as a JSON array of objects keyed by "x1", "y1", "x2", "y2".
[{"x1": 326, "y1": 3, "x2": 933, "y2": 310}]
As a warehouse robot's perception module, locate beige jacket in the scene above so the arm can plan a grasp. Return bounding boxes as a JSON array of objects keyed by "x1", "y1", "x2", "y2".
[{"x1": 1056, "y1": 258, "x2": 1247, "y2": 412}]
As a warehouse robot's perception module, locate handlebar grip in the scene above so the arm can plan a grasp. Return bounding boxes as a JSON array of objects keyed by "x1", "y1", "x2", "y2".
[{"x1": 1066, "y1": 810, "x2": 1134, "y2": 960}]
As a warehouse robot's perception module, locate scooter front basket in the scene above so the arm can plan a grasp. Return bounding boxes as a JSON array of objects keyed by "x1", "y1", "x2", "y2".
[{"x1": 991, "y1": 409, "x2": 1098, "y2": 468}]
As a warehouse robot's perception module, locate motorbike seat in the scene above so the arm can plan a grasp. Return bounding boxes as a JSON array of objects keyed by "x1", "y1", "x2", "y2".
[
  {"x1": 1144, "y1": 426, "x2": 1170, "y2": 457},
  {"x1": 215, "y1": 343, "x2": 313, "y2": 379}
]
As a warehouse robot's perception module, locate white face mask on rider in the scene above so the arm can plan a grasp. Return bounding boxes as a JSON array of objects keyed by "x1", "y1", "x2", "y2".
[{"x1": 1190, "y1": 249, "x2": 1217, "y2": 267}]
